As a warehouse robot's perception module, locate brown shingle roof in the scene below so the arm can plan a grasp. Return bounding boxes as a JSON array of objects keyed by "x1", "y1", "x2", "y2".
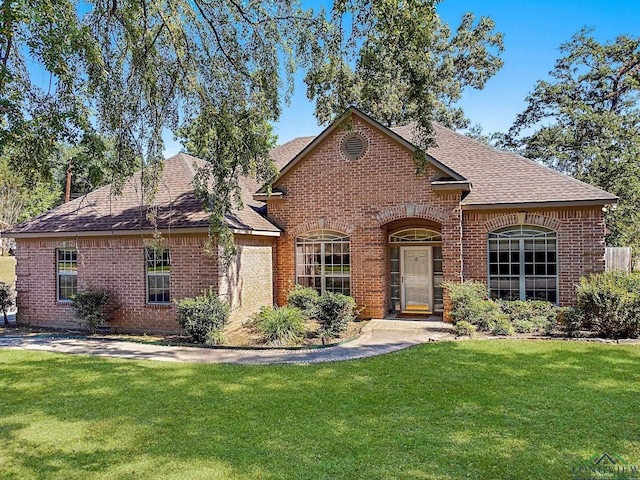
[
  {"x1": 391, "y1": 122, "x2": 617, "y2": 207},
  {"x1": 7, "y1": 153, "x2": 283, "y2": 236}
]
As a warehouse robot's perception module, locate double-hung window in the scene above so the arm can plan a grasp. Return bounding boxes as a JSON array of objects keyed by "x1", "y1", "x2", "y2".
[
  {"x1": 57, "y1": 249, "x2": 77, "y2": 301},
  {"x1": 145, "y1": 247, "x2": 170, "y2": 304}
]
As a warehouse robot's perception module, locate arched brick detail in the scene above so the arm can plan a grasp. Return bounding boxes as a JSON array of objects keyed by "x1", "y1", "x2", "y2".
[
  {"x1": 374, "y1": 204, "x2": 450, "y2": 226},
  {"x1": 289, "y1": 219, "x2": 355, "y2": 237},
  {"x1": 483, "y1": 213, "x2": 562, "y2": 233}
]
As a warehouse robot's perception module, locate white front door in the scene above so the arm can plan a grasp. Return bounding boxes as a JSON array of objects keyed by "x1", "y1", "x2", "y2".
[{"x1": 400, "y1": 246, "x2": 433, "y2": 311}]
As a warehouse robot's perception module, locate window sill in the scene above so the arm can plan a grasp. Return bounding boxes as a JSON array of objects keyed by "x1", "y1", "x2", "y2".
[
  {"x1": 55, "y1": 301, "x2": 74, "y2": 306},
  {"x1": 145, "y1": 303, "x2": 173, "y2": 309}
]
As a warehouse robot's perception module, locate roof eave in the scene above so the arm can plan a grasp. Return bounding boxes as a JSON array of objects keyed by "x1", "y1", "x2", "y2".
[
  {"x1": 461, "y1": 198, "x2": 618, "y2": 211},
  {"x1": 5, "y1": 226, "x2": 281, "y2": 239}
]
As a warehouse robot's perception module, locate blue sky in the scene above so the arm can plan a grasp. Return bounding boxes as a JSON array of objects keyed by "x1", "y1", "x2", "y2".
[
  {"x1": 163, "y1": 0, "x2": 640, "y2": 155},
  {"x1": 272, "y1": 0, "x2": 639, "y2": 145}
]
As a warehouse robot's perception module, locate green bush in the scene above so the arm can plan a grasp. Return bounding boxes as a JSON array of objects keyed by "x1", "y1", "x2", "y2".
[
  {"x1": 575, "y1": 272, "x2": 640, "y2": 338},
  {"x1": 316, "y1": 292, "x2": 357, "y2": 338},
  {"x1": 287, "y1": 285, "x2": 320, "y2": 319},
  {"x1": 492, "y1": 314, "x2": 514, "y2": 336},
  {"x1": 253, "y1": 305, "x2": 307, "y2": 346},
  {"x1": 556, "y1": 306, "x2": 584, "y2": 337},
  {"x1": 444, "y1": 280, "x2": 488, "y2": 325},
  {"x1": 71, "y1": 289, "x2": 120, "y2": 334},
  {"x1": 175, "y1": 290, "x2": 230, "y2": 345},
  {"x1": 0, "y1": 281, "x2": 15, "y2": 325},
  {"x1": 497, "y1": 300, "x2": 557, "y2": 334},
  {"x1": 454, "y1": 321, "x2": 477, "y2": 337}
]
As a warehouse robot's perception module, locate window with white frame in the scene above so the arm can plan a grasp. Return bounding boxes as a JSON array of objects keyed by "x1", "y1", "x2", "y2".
[
  {"x1": 488, "y1": 225, "x2": 557, "y2": 303},
  {"x1": 295, "y1": 230, "x2": 350, "y2": 295},
  {"x1": 57, "y1": 248, "x2": 77, "y2": 301},
  {"x1": 145, "y1": 247, "x2": 170, "y2": 304}
]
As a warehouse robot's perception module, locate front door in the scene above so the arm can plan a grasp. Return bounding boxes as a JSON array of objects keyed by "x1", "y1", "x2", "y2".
[{"x1": 400, "y1": 246, "x2": 433, "y2": 312}]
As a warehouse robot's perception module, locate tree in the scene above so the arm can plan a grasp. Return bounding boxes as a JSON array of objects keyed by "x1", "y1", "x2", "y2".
[
  {"x1": 507, "y1": 29, "x2": 640, "y2": 251},
  {"x1": 0, "y1": 281, "x2": 15, "y2": 325},
  {"x1": 305, "y1": 3, "x2": 503, "y2": 169},
  {"x1": 0, "y1": 157, "x2": 60, "y2": 254}
]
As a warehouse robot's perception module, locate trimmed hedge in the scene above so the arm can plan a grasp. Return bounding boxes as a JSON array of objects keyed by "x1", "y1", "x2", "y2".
[
  {"x1": 71, "y1": 289, "x2": 121, "y2": 334},
  {"x1": 574, "y1": 272, "x2": 640, "y2": 339},
  {"x1": 316, "y1": 292, "x2": 357, "y2": 338},
  {"x1": 175, "y1": 290, "x2": 230, "y2": 345},
  {"x1": 287, "y1": 285, "x2": 320, "y2": 320}
]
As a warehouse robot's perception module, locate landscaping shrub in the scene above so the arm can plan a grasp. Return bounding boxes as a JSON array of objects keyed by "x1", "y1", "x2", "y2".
[
  {"x1": 0, "y1": 281, "x2": 15, "y2": 325},
  {"x1": 316, "y1": 292, "x2": 357, "y2": 338},
  {"x1": 454, "y1": 321, "x2": 477, "y2": 337},
  {"x1": 252, "y1": 305, "x2": 307, "y2": 346},
  {"x1": 71, "y1": 289, "x2": 121, "y2": 334},
  {"x1": 445, "y1": 280, "x2": 558, "y2": 336},
  {"x1": 556, "y1": 306, "x2": 584, "y2": 337},
  {"x1": 444, "y1": 280, "x2": 487, "y2": 325},
  {"x1": 497, "y1": 300, "x2": 557, "y2": 334},
  {"x1": 175, "y1": 289, "x2": 230, "y2": 345},
  {"x1": 287, "y1": 285, "x2": 320, "y2": 319},
  {"x1": 575, "y1": 272, "x2": 640, "y2": 338},
  {"x1": 491, "y1": 314, "x2": 514, "y2": 336}
]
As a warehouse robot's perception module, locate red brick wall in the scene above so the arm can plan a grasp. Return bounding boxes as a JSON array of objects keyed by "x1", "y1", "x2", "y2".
[
  {"x1": 267, "y1": 115, "x2": 461, "y2": 318},
  {"x1": 462, "y1": 209, "x2": 606, "y2": 306},
  {"x1": 15, "y1": 234, "x2": 218, "y2": 333},
  {"x1": 267, "y1": 114, "x2": 607, "y2": 318},
  {"x1": 220, "y1": 235, "x2": 275, "y2": 330}
]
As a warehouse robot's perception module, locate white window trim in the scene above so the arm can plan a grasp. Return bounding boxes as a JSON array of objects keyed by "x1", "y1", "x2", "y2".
[{"x1": 145, "y1": 247, "x2": 171, "y2": 305}]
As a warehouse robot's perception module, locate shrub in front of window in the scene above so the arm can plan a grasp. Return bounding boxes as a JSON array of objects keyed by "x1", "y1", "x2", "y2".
[
  {"x1": 575, "y1": 272, "x2": 640, "y2": 339},
  {"x1": 454, "y1": 321, "x2": 477, "y2": 337},
  {"x1": 252, "y1": 305, "x2": 307, "y2": 346},
  {"x1": 175, "y1": 289, "x2": 230, "y2": 345},
  {"x1": 316, "y1": 292, "x2": 357, "y2": 338},
  {"x1": 0, "y1": 281, "x2": 15, "y2": 325},
  {"x1": 71, "y1": 289, "x2": 121, "y2": 334},
  {"x1": 287, "y1": 285, "x2": 320, "y2": 320},
  {"x1": 443, "y1": 280, "x2": 488, "y2": 325},
  {"x1": 497, "y1": 300, "x2": 557, "y2": 334},
  {"x1": 556, "y1": 306, "x2": 585, "y2": 337},
  {"x1": 491, "y1": 314, "x2": 514, "y2": 336}
]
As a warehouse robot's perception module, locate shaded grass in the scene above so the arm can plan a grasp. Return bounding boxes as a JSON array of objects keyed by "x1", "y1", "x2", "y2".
[
  {"x1": 0, "y1": 256, "x2": 15, "y2": 285},
  {"x1": 0, "y1": 340, "x2": 639, "y2": 479}
]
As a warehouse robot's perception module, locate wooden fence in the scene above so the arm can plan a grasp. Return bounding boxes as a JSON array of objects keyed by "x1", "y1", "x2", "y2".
[{"x1": 605, "y1": 247, "x2": 633, "y2": 272}]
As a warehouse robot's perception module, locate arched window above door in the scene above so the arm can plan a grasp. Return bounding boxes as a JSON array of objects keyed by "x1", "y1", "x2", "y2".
[{"x1": 389, "y1": 228, "x2": 442, "y2": 243}]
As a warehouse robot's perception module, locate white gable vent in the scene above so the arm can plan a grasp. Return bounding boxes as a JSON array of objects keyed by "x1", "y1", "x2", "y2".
[{"x1": 341, "y1": 133, "x2": 367, "y2": 160}]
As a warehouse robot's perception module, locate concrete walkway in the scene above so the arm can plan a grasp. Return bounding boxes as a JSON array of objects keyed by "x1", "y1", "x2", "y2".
[{"x1": 0, "y1": 320, "x2": 454, "y2": 364}]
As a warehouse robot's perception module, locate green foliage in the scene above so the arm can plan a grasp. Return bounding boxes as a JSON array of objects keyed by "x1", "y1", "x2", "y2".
[
  {"x1": 556, "y1": 306, "x2": 585, "y2": 338},
  {"x1": 71, "y1": 289, "x2": 120, "y2": 334},
  {"x1": 443, "y1": 280, "x2": 488, "y2": 324},
  {"x1": 491, "y1": 314, "x2": 514, "y2": 336},
  {"x1": 307, "y1": 5, "x2": 503, "y2": 170},
  {"x1": 252, "y1": 306, "x2": 307, "y2": 346},
  {"x1": 575, "y1": 272, "x2": 640, "y2": 339},
  {"x1": 287, "y1": 285, "x2": 320, "y2": 320},
  {"x1": 506, "y1": 29, "x2": 640, "y2": 253},
  {"x1": 454, "y1": 321, "x2": 477, "y2": 337},
  {"x1": 175, "y1": 290, "x2": 230, "y2": 345},
  {"x1": 497, "y1": 300, "x2": 557, "y2": 334},
  {"x1": 316, "y1": 293, "x2": 357, "y2": 338},
  {"x1": 0, "y1": 281, "x2": 15, "y2": 325},
  {"x1": 446, "y1": 281, "x2": 558, "y2": 335}
]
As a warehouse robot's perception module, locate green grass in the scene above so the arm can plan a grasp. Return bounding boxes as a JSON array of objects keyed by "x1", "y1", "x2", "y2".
[
  {"x1": 0, "y1": 256, "x2": 15, "y2": 285},
  {"x1": 0, "y1": 341, "x2": 639, "y2": 479}
]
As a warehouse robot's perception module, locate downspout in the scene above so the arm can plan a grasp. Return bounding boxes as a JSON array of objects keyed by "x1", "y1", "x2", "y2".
[{"x1": 459, "y1": 203, "x2": 464, "y2": 282}]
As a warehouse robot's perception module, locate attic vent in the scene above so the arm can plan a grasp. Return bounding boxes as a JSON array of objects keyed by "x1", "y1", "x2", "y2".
[{"x1": 341, "y1": 133, "x2": 367, "y2": 159}]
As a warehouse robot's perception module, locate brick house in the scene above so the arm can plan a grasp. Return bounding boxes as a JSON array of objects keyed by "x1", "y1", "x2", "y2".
[{"x1": 5, "y1": 107, "x2": 617, "y2": 332}]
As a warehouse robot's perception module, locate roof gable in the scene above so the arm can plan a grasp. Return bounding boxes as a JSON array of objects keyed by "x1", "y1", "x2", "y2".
[{"x1": 268, "y1": 107, "x2": 466, "y2": 191}]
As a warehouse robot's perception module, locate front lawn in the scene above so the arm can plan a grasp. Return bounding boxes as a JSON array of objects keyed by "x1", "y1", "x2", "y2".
[
  {"x1": 0, "y1": 256, "x2": 15, "y2": 285},
  {"x1": 1, "y1": 341, "x2": 638, "y2": 479}
]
